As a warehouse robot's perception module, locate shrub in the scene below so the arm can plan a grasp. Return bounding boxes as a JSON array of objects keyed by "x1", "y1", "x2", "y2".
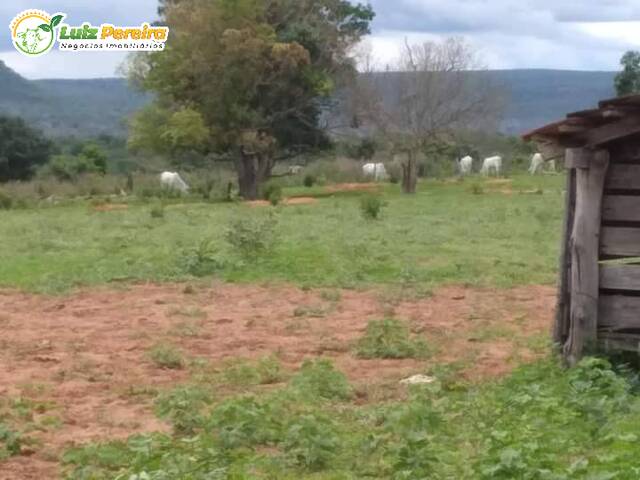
[
  {"x1": 0, "y1": 423, "x2": 22, "y2": 459},
  {"x1": 303, "y1": 174, "x2": 316, "y2": 188},
  {"x1": 149, "y1": 203, "x2": 165, "y2": 219},
  {"x1": 225, "y1": 214, "x2": 278, "y2": 259},
  {"x1": 470, "y1": 183, "x2": 484, "y2": 195},
  {"x1": 283, "y1": 414, "x2": 340, "y2": 471},
  {"x1": 360, "y1": 194, "x2": 387, "y2": 220},
  {"x1": 263, "y1": 183, "x2": 283, "y2": 206},
  {"x1": 290, "y1": 359, "x2": 352, "y2": 400},
  {"x1": 221, "y1": 356, "x2": 284, "y2": 386},
  {"x1": 155, "y1": 385, "x2": 213, "y2": 434},
  {"x1": 208, "y1": 396, "x2": 284, "y2": 449},
  {"x1": 0, "y1": 190, "x2": 12, "y2": 210},
  {"x1": 178, "y1": 239, "x2": 225, "y2": 277},
  {"x1": 356, "y1": 318, "x2": 429, "y2": 359},
  {"x1": 148, "y1": 343, "x2": 185, "y2": 370}
]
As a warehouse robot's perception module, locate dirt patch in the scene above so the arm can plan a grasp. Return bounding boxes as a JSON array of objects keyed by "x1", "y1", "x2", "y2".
[
  {"x1": 0, "y1": 283, "x2": 554, "y2": 478},
  {"x1": 325, "y1": 183, "x2": 381, "y2": 193},
  {"x1": 284, "y1": 197, "x2": 317, "y2": 205},
  {"x1": 91, "y1": 204, "x2": 129, "y2": 212},
  {"x1": 486, "y1": 179, "x2": 513, "y2": 185},
  {"x1": 245, "y1": 197, "x2": 318, "y2": 208}
]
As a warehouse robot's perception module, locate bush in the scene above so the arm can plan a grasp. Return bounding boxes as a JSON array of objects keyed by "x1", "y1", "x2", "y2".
[
  {"x1": 263, "y1": 183, "x2": 283, "y2": 206},
  {"x1": 469, "y1": 183, "x2": 484, "y2": 195},
  {"x1": 283, "y1": 414, "x2": 340, "y2": 471},
  {"x1": 0, "y1": 190, "x2": 12, "y2": 210},
  {"x1": 178, "y1": 239, "x2": 225, "y2": 277},
  {"x1": 225, "y1": 214, "x2": 278, "y2": 259},
  {"x1": 303, "y1": 174, "x2": 316, "y2": 188},
  {"x1": 148, "y1": 343, "x2": 185, "y2": 369},
  {"x1": 155, "y1": 385, "x2": 213, "y2": 434},
  {"x1": 149, "y1": 203, "x2": 165, "y2": 219},
  {"x1": 290, "y1": 359, "x2": 352, "y2": 400},
  {"x1": 356, "y1": 318, "x2": 429, "y2": 359},
  {"x1": 360, "y1": 194, "x2": 387, "y2": 220}
]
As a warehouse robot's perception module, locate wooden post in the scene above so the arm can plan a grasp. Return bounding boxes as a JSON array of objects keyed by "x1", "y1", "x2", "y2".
[
  {"x1": 553, "y1": 168, "x2": 576, "y2": 346},
  {"x1": 563, "y1": 148, "x2": 609, "y2": 366}
]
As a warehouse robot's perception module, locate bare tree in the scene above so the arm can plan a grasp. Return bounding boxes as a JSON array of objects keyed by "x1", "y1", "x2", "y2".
[{"x1": 352, "y1": 37, "x2": 503, "y2": 193}]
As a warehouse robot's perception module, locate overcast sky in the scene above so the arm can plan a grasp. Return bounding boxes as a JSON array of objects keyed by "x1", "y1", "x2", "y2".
[{"x1": 2, "y1": 0, "x2": 640, "y2": 79}]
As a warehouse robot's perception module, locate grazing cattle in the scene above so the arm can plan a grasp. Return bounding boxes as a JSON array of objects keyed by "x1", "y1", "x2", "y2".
[
  {"x1": 480, "y1": 156, "x2": 502, "y2": 176},
  {"x1": 288, "y1": 165, "x2": 303, "y2": 175},
  {"x1": 529, "y1": 153, "x2": 544, "y2": 175},
  {"x1": 363, "y1": 162, "x2": 388, "y2": 181},
  {"x1": 459, "y1": 156, "x2": 473, "y2": 175},
  {"x1": 17, "y1": 28, "x2": 43, "y2": 53},
  {"x1": 548, "y1": 159, "x2": 556, "y2": 173},
  {"x1": 160, "y1": 171, "x2": 189, "y2": 193}
]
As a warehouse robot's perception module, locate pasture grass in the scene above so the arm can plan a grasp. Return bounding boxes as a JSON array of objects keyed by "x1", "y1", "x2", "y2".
[{"x1": 0, "y1": 174, "x2": 564, "y2": 293}]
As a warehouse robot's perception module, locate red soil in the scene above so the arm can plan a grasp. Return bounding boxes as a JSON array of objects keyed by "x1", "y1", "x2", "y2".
[{"x1": 0, "y1": 283, "x2": 554, "y2": 479}]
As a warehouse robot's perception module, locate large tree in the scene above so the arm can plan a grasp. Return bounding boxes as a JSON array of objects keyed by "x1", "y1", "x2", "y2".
[
  {"x1": 615, "y1": 50, "x2": 640, "y2": 97},
  {"x1": 129, "y1": 0, "x2": 374, "y2": 199},
  {"x1": 351, "y1": 38, "x2": 503, "y2": 193},
  {"x1": 0, "y1": 115, "x2": 52, "y2": 182}
]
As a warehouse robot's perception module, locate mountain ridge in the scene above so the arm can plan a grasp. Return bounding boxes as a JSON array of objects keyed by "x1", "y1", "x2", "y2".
[{"x1": 0, "y1": 61, "x2": 617, "y2": 138}]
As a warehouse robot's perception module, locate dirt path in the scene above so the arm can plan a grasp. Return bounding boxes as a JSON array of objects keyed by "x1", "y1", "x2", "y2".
[{"x1": 0, "y1": 282, "x2": 555, "y2": 479}]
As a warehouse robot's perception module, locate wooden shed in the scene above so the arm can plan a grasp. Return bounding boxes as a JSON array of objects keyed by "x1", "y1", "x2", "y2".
[{"x1": 523, "y1": 94, "x2": 640, "y2": 365}]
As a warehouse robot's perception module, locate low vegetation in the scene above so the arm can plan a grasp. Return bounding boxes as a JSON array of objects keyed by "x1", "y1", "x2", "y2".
[
  {"x1": 355, "y1": 318, "x2": 429, "y2": 359},
  {"x1": 60, "y1": 356, "x2": 640, "y2": 479}
]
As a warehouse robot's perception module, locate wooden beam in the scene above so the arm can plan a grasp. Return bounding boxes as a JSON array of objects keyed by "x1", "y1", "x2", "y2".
[
  {"x1": 565, "y1": 148, "x2": 591, "y2": 169},
  {"x1": 554, "y1": 168, "x2": 575, "y2": 346},
  {"x1": 584, "y1": 115, "x2": 640, "y2": 147},
  {"x1": 599, "y1": 332, "x2": 640, "y2": 353},
  {"x1": 564, "y1": 149, "x2": 610, "y2": 366}
]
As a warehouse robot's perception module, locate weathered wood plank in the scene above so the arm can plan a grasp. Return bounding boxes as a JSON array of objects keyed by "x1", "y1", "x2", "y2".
[
  {"x1": 598, "y1": 332, "x2": 640, "y2": 353},
  {"x1": 602, "y1": 196, "x2": 640, "y2": 222},
  {"x1": 599, "y1": 295, "x2": 640, "y2": 331},
  {"x1": 564, "y1": 149, "x2": 609, "y2": 365},
  {"x1": 554, "y1": 168, "x2": 575, "y2": 346},
  {"x1": 601, "y1": 227, "x2": 640, "y2": 257},
  {"x1": 600, "y1": 264, "x2": 640, "y2": 290},
  {"x1": 605, "y1": 164, "x2": 640, "y2": 189},
  {"x1": 584, "y1": 115, "x2": 640, "y2": 147}
]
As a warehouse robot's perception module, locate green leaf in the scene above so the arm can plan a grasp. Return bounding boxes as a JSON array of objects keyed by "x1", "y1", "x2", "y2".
[
  {"x1": 38, "y1": 24, "x2": 51, "y2": 32},
  {"x1": 50, "y1": 15, "x2": 64, "y2": 27}
]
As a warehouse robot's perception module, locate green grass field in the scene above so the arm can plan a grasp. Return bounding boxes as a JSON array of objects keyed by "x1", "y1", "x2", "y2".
[
  {"x1": 6, "y1": 172, "x2": 640, "y2": 479},
  {"x1": 0, "y1": 174, "x2": 565, "y2": 293}
]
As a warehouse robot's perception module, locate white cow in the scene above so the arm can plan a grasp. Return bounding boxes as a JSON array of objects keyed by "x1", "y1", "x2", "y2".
[
  {"x1": 459, "y1": 156, "x2": 473, "y2": 175},
  {"x1": 529, "y1": 153, "x2": 544, "y2": 175},
  {"x1": 480, "y1": 156, "x2": 502, "y2": 176},
  {"x1": 17, "y1": 28, "x2": 43, "y2": 54},
  {"x1": 548, "y1": 159, "x2": 556, "y2": 173},
  {"x1": 288, "y1": 165, "x2": 303, "y2": 175},
  {"x1": 160, "y1": 171, "x2": 189, "y2": 193},
  {"x1": 363, "y1": 162, "x2": 387, "y2": 181}
]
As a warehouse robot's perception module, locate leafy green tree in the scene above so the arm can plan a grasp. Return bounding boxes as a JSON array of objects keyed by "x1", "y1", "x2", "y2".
[
  {"x1": 615, "y1": 51, "x2": 640, "y2": 96},
  {"x1": 0, "y1": 115, "x2": 52, "y2": 182},
  {"x1": 129, "y1": 0, "x2": 374, "y2": 199}
]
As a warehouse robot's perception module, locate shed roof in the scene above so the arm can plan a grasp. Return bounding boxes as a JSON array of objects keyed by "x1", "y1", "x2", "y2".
[{"x1": 522, "y1": 94, "x2": 640, "y2": 148}]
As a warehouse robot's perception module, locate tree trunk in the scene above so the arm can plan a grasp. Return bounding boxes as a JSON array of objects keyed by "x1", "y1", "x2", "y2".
[
  {"x1": 234, "y1": 150, "x2": 273, "y2": 200},
  {"x1": 401, "y1": 150, "x2": 417, "y2": 194}
]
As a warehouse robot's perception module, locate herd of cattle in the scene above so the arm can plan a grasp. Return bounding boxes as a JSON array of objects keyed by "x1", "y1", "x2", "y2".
[{"x1": 159, "y1": 153, "x2": 555, "y2": 192}]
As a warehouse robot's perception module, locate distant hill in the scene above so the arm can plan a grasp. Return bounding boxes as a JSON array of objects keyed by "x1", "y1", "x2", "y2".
[
  {"x1": 0, "y1": 61, "x2": 149, "y2": 138},
  {"x1": 0, "y1": 61, "x2": 617, "y2": 138}
]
